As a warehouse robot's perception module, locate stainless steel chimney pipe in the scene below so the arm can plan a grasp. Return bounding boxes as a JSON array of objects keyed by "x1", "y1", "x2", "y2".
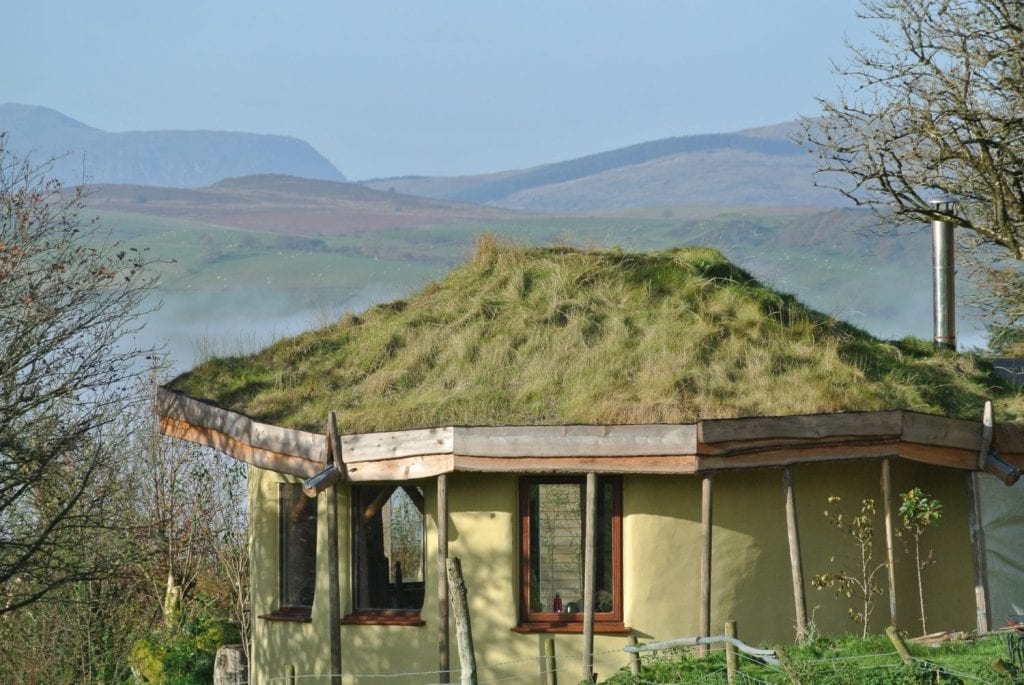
[{"x1": 929, "y1": 197, "x2": 957, "y2": 350}]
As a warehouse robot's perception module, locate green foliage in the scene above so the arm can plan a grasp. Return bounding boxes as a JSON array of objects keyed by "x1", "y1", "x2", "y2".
[
  {"x1": 812, "y1": 496, "x2": 886, "y2": 637},
  {"x1": 898, "y1": 488, "x2": 943, "y2": 536},
  {"x1": 169, "y1": 239, "x2": 1024, "y2": 434},
  {"x1": 131, "y1": 615, "x2": 240, "y2": 685},
  {"x1": 603, "y1": 634, "x2": 1016, "y2": 685},
  {"x1": 899, "y1": 488, "x2": 943, "y2": 635}
]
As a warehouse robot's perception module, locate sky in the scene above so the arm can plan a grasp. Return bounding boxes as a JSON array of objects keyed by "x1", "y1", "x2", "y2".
[{"x1": 3, "y1": 1, "x2": 874, "y2": 181}]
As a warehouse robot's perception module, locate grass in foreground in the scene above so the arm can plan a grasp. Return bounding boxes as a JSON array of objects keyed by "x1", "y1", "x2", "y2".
[{"x1": 606, "y1": 634, "x2": 1019, "y2": 684}]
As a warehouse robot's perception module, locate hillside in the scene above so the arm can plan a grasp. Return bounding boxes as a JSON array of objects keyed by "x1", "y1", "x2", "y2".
[
  {"x1": 362, "y1": 121, "x2": 835, "y2": 211},
  {"x1": 87, "y1": 174, "x2": 522, "y2": 234},
  {"x1": 168, "y1": 240, "x2": 1015, "y2": 434},
  {"x1": 0, "y1": 103, "x2": 345, "y2": 187}
]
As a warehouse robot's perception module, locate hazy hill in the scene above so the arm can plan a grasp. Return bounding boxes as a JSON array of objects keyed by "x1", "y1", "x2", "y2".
[
  {"x1": 0, "y1": 103, "x2": 345, "y2": 187},
  {"x1": 88, "y1": 174, "x2": 522, "y2": 233},
  {"x1": 363, "y1": 121, "x2": 834, "y2": 211}
]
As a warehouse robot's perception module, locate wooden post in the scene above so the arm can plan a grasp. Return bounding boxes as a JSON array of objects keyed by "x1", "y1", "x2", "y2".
[
  {"x1": 438, "y1": 474, "x2": 451, "y2": 683},
  {"x1": 699, "y1": 474, "x2": 713, "y2": 657},
  {"x1": 544, "y1": 637, "x2": 558, "y2": 685},
  {"x1": 885, "y1": 626, "x2": 913, "y2": 665},
  {"x1": 447, "y1": 557, "x2": 477, "y2": 685},
  {"x1": 966, "y1": 473, "x2": 991, "y2": 633},
  {"x1": 725, "y1": 620, "x2": 738, "y2": 685},
  {"x1": 582, "y1": 472, "x2": 597, "y2": 684},
  {"x1": 627, "y1": 635, "x2": 640, "y2": 677},
  {"x1": 326, "y1": 412, "x2": 343, "y2": 685},
  {"x1": 782, "y1": 468, "x2": 807, "y2": 641},
  {"x1": 880, "y1": 459, "x2": 898, "y2": 629}
]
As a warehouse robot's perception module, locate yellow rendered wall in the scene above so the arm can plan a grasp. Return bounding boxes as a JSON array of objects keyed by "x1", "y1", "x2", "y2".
[{"x1": 248, "y1": 460, "x2": 981, "y2": 685}]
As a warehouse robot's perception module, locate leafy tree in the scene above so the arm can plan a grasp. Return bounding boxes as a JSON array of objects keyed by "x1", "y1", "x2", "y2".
[
  {"x1": 0, "y1": 137, "x2": 158, "y2": 614},
  {"x1": 802, "y1": 0, "x2": 1024, "y2": 333},
  {"x1": 898, "y1": 488, "x2": 942, "y2": 635},
  {"x1": 813, "y1": 496, "x2": 887, "y2": 637}
]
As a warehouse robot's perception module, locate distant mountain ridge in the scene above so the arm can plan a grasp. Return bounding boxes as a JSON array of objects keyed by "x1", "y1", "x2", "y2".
[
  {"x1": 0, "y1": 103, "x2": 345, "y2": 188},
  {"x1": 363, "y1": 120, "x2": 834, "y2": 211}
]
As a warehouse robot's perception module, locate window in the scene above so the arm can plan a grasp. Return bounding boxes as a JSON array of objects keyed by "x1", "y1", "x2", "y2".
[
  {"x1": 279, "y1": 482, "x2": 317, "y2": 615},
  {"x1": 347, "y1": 485, "x2": 425, "y2": 624},
  {"x1": 518, "y1": 476, "x2": 624, "y2": 633}
]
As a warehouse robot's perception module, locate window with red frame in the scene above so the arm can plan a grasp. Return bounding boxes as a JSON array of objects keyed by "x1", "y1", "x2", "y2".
[{"x1": 518, "y1": 476, "x2": 623, "y2": 632}]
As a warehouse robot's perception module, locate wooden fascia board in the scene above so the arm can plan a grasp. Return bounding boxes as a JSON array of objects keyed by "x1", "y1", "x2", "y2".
[
  {"x1": 453, "y1": 424, "x2": 698, "y2": 457},
  {"x1": 155, "y1": 387, "x2": 327, "y2": 474},
  {"x1": 159, "y1": 416, "x2": 322, "y2": 478},
  {"x1": 155, "y1": 386, "x2": 1016, "y2": 477}
]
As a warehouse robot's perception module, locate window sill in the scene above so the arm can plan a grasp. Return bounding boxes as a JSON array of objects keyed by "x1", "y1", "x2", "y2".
[
  {"x1": 512, "y1": 621, "x2": 630, "y2": 634},
  {"x1": 258, "y1": 607, "x2": 313, "y2": 623},
  {"x1": 340, "y1": 611, "x2": 425, "y2": 626}
]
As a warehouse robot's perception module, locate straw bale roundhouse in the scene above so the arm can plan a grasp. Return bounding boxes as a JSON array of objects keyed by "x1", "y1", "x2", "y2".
[{"x1": 156, "y1": 242, "x2": 1024, "y2": 685}]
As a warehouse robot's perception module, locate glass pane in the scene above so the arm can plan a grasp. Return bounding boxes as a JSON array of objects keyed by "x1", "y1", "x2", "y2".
[
  {"x1": 354, "y1": 486, "x2": 425, "y2": 610},
  {"x1": 280, "y1": 483, "x2": 317, "y2": 608},
  {"x1": 529, "y1": 480, "x2": 614, "y2": 615}
]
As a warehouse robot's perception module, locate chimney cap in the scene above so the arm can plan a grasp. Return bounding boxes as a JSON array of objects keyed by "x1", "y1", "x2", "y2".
[{"x1": 927, "y1": 194, "x2": 958, "y2": 208}]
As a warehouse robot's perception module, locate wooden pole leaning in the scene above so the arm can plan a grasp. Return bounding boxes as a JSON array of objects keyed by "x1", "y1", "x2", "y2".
[
  {"x1": 582, "y1": 472, "x2": 598, "y2": 684},
  {"x1": 438, "y1": 474, "x2": 451, "y2": 683},
  {"x1": 447, "y1": 557, "x2": 478, "y2": 685},
  {"x1": 880, "y1": 459, "x2": 898, "y2": 629},
  {"x1": 699, "y1": 474, "x2": 713, "y2": 657},
  {"x1": 326, "y1": 412, "x2": 344, "y2": 685},
  {"x1": 782, "y1": 468, "x2": 807, "y2": 641}
]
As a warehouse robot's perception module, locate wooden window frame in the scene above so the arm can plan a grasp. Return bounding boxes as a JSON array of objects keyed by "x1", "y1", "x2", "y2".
[
  {"x1": 516, "y1": 476, "x2": 626, "y2": 634},
  {"x1": 259, "y1": 482, "x2": 317, "y2": 622},
  {"x1": 343, "y1": 484, "x2": 426, "y2": 627}
]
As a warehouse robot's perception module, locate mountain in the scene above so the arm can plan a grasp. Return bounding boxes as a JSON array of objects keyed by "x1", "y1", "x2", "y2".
[
  {"x1": 362, "y1": 120, "x2": 834, "y2": 211},
  {"x1": 0, "y1": 103, "x2": 345, "y2": 187},
  {"x1": 87, "y1": 174, "x2": 521, "y2": 233}
]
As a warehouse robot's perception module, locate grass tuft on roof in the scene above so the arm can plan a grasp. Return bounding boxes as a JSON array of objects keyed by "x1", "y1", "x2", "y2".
[{"x1": 168, "y1": 236, "x2": 1023, "y2": 433}]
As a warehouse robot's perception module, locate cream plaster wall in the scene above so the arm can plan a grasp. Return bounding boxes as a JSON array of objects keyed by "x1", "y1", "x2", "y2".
[{"x1": 247, "y1": 460, "x2": 984, "y2": 684}]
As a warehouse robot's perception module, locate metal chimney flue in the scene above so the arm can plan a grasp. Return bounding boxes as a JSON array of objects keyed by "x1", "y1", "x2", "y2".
[{"x1": 929, "y1": 197, "x2": 957, "y2": 350}]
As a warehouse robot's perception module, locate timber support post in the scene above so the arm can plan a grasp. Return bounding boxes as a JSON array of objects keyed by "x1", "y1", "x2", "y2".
[
  {"x1": 326, "y1": 412, "x2": 343, "y2": 685},
  {"x1": 725, "y1": 620, "x2": 738, "y2": 685},
  {"x1": 782, "y1": 467, "x2": 807, "y2": 640},
  {"x1": 582, "y1": 472, "x2": 597, "y2": 684},
  {"x1": 881, "y1": 459, "x2": 898, "y2": 628},
  {"x1": 438, "y1": 474, "x2": 451, "y2": 683},
  {"x1": 447, "y1": 557, "x2": 478, "y2": 685},
  {"x1": 699, "y1": 474, "x2": 713, "y2": 656}
]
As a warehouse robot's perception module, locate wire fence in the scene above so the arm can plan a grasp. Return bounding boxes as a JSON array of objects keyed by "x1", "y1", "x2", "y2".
[{"x1": 257, "y1": 639, "x2": 1014, "y2": 685}]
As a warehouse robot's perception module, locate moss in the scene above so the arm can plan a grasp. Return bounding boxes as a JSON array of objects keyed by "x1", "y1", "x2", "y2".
[{"x1": 168, "y1": 240, "x2": 1024, "y2": 433}]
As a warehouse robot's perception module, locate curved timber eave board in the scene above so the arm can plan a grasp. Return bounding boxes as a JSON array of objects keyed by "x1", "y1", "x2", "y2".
[{"x1": 154, "y1": 387, "x2": 1024, "y2": 478}]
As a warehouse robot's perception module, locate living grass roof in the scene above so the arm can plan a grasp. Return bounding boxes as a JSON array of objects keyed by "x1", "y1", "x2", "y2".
[{"x1": 168, "y1": 237, "x2": 1024, "y2": 434}]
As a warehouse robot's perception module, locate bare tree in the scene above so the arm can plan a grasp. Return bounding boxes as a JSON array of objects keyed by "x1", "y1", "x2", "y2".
[
  {"x1": 802, "y1": 1, "x2": 1024, "y2": 337},
  {"x1": 0, "y1": 137, "x2": 158, "y2": 614}
]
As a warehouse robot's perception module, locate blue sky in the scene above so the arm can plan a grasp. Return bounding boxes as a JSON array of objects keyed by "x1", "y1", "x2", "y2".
[{"x1": 4, "y1": 1, "x2": 873, "y2": 180}]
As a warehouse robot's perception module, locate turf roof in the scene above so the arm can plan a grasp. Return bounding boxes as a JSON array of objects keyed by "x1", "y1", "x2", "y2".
[{"x1": 168, "y1": 237, "x2": 1023, "y2": 434}]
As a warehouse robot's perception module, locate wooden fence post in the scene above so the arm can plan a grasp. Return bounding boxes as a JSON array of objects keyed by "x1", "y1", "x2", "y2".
[
  {"x1": 627, "y1": 635, "x2": 641, "y2": 676},
  {"x1": 725, "y1": 620, "x2": 738, "y2": 685},
  {"x1": 447, "y1": 557, "x2": 478, "y2": 685},
  {"x1": 544, "y1": 637, "x2": 558, "y2": 685}
]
